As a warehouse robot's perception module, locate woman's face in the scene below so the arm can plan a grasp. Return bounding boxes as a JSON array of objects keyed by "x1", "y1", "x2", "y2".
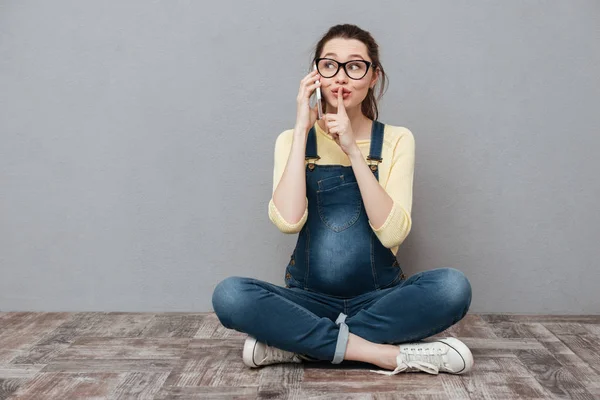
[{"x1": 317, "y1": 38, "x2": 378, "y2": 114}]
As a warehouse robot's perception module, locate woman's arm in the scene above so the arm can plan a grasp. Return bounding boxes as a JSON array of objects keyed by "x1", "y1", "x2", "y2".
[
  {"x1": 349, "y1": 130, "x2": 415, "y2": 248},
  {"x1": 268, "y1": 127, "x2": 309, "y2": 233}
]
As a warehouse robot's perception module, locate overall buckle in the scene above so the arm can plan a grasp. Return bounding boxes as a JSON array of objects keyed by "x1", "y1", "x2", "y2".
[
  {"x1": 305, "y1": 155, "x2": 321, "y2": 171},
  {"x1": 366, "y1": 155, "x2": 383, "y2": 171}
]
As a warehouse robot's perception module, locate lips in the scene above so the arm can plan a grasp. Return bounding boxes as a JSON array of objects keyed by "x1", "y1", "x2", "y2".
[{"x1": 332, "y1": 88, "x2": 351, "y2": 95}]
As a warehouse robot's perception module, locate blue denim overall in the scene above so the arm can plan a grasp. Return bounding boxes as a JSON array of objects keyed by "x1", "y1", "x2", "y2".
[
  {"x1": 284, "y1": 120, "x2": 406, "y2": 298},
  {"x1": 282, "y1": 120, "x2": 406, "y2": 362},
  {"x1": 211, "y1": 121, "x2": 472, "y2": 365}
]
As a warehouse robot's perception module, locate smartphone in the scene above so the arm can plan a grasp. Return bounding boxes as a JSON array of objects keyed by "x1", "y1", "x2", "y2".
[{"x1": 313, "y1": 63, "x2": 323, "y2": 120}]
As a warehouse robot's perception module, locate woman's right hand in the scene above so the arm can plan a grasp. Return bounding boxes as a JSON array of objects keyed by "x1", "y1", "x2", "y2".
[{"x1": 295, "y1": 69, "x2": 321, "y2": 133}]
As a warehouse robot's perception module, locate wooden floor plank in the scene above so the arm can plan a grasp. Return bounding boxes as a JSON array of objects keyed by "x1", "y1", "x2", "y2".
[
  {"x1": 163, "y1": 338, "x2": 256, "y2": 388},
  {"x1": 514, "y1": 348, "x2": 596, "y2": 399},
  {"x1": 544, "y1": 323, "x2": 600, "y2": 375},
  {"x1": 439, "y1": 374, "x2": 471, "y2": 400},
  {"x1": 481, "y1": 315, "x2": 600, "y2": 324},
  {"x1": 56, "y1": 337, "x2": 188, "y2": 359},
  {"x1": 0, "y1": 378, "x2": 28, "y2": 400},
  {"x1": 193, "y1": 313, "x2": 246, "y2": 339},
  {"x1": 433, "y1": 314, "x2": 498, "y2": 339},
  {"x1": 106, "y1": 371, "x2": 170, "y2": 400},
  {"x1": 302, "y1": 367, "x2": 447, "y2": 395},
  {"x1": 525, "y1": 322, "x2": 600, "y2": 396},
  {"x1": 0, "y1": 350, "x2": 20, "y2": 364},
  {"x1": 582, "y1": 323, "x2": 600, "y2": 337},
  {"x1": 9, "y1": 372, "x2": 124, "y2": 400},
  {"x1": 0, "y1": 364, "x2": 45, "y2": 380},
  {"x1": 458, "y1": 354, "x2": 551, "y2": 399},
  {"x1": 485, "y1": 321, "x2": 539, "y2": 339},
  {"x1": 0, "y1": 313, "x2": 71, "y2": 355},
  {"x1": 153, "y1": 385, "x2": 258, "y2": 399},
  {"x1": 257, "y1": 362, "x2": 303, "y2": 399},
  {"x1": 41, "y1": 360, "x2": 177, "y2": 374},
  {"x1": 10, "y1": 313, "x2": 157, "y2": 365},
  {"x1": 458, "y1": 337, "x2": 545, "y2": 351},
  {"x1": 138, "y1": 313, "x2": 207, "y2": 338}
]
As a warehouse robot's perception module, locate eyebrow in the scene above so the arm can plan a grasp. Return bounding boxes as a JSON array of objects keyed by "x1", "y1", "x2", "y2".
[{"x1": 323, "y1": 52, "x2": 366, "y2": 60}]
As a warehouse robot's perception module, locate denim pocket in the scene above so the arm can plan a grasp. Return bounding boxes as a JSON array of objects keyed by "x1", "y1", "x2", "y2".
[
  {"x1": 316, "y1": 182, "x2": 362, "y2": 232},
  {"x1": 317, "y1": 175, "x2": 345, "y2": 191}
]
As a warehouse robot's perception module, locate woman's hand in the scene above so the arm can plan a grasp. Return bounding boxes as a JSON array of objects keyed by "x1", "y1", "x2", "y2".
[
  {"x1": 295, "y1": 69, "x2": 321, "y2": 133},
  {"x1": 323, "y1": 90, "x2": 360, "y2": 156}
]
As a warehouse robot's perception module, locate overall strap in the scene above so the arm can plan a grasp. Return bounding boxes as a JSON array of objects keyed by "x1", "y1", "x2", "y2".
[
  {"x1": 367, "y1": 120, "x2": 385, "y2": 172},
  {"x1": 305, "y1": 126, "x2": 320, "y2": 171}
]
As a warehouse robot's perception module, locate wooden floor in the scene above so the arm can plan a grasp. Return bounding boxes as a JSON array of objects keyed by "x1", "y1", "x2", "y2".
[{"x1": 0, "y1": 313, "x2": 599, "y2": 399}]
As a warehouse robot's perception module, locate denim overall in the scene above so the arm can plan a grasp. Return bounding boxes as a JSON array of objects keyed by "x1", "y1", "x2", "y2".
[
  {"x1": 284, "y1": 120, "x2": 406, "y2": 298},
  {"x1": 281, "y1": 121, "x2": 407, "y2": 362},
  {"x1": 211, "y1": 120, "x2": 472, "y2": 365}
]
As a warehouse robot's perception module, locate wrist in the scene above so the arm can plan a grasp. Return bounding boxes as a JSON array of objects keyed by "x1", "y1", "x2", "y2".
[
  {"x1": 292, "y1": 130, "x2": 308, "y2": 148},
  {"x1": 293, "y1": 124, "x2": 309, "y2": 135},
  {"x1": 348, "y1": 146, "x2": 363, "y2": 161}
]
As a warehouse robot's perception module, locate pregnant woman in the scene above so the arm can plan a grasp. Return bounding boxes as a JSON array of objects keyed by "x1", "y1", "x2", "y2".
[{"x1": 212, "y1": 23, "x2": 474, "y2": 376}]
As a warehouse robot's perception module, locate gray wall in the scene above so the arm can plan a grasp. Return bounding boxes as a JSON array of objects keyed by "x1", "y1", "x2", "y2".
[{"x1": 1, "y1": 1, "x2": 599, "y2": 313}]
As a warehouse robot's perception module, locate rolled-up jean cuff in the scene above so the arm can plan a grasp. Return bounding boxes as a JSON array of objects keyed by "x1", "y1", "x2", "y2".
[{"x1": 332, "y1": 313, "x2": 349, "y2": 364}]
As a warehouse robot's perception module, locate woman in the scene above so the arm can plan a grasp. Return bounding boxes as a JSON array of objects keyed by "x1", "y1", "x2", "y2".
[{"x1": 212, "y1": 24, "x2": 473, "y2": 376}]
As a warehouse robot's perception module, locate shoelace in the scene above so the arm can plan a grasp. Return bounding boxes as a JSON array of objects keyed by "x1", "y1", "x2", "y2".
[
  {"x1": 260, "y1": 345, "x2": 300, "y2": 364},
  {"x1": 370, "y1": 344, "x2": 446, "y2": 376}
]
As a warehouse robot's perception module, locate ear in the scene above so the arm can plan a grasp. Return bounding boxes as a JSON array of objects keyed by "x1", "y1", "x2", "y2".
[{"x1": 370, "y1": 65, "x2": 380, "y2": 89}]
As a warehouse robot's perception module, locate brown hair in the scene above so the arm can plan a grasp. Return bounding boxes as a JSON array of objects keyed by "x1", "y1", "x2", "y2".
[{"x1": 311, "y1": 24, "x2": 389, "y2": 121}]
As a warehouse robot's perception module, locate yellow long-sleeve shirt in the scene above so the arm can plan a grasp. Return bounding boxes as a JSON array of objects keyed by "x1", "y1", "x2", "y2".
[{"x1": 268, "y1": 121, "x2": 415, "y2": 256}]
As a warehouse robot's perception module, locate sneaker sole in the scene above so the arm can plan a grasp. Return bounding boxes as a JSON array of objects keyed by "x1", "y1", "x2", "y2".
[
  {"x1": 437, "y1": 337, "x2": 474, "y2": 374},
  {"x1": 242, "y1": 336, "x2": 260, "y2": 368}
]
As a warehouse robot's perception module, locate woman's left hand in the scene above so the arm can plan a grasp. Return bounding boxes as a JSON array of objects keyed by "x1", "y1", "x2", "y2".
[{"x1": 323, "y1": 89, "x2": 360, "y2": 156}]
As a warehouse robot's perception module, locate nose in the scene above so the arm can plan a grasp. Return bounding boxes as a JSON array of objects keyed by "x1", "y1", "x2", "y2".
[{"x1": 334, "y1": 66, "x2": 349, "y2": 83}]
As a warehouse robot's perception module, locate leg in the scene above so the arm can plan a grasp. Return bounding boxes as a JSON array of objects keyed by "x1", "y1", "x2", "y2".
[
  {"x1": 343, "y1": 332, "x2": 401, "y2": 370},
  {"x1": 211, "y1": 276, "x2": 348, "y2": 362},
  {"x1": 341, "y1": 268, "x2": 472, "y2": 365}
]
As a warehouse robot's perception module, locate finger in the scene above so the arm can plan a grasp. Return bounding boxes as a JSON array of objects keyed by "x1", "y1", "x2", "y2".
[
  {"x1": 309, "y1": 73, "x2": 321, "y2": 85},
  {"x1": 326, "y1": 121, "x2": 339, "y2": 130},
  {"x1": 303, "y1": 81, "x2": 321, "y2": 99},
  {"x1": 302, "y1": 70, "x2": 320, "y2": 83},
  {"x1": 307, "y1": 80, "x2": 321, "y2": 91},
  {"x1": 303, "y1": 69, "x2": 319, "y2": 80},
  {"x1": 337, "y1": 89, "x2": 346, "y2": 114}
]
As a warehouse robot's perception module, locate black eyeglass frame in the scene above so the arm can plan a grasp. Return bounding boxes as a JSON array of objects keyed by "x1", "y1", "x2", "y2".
[{"x1": 315, "y1": 57, "x2": 373, "y2": 80}]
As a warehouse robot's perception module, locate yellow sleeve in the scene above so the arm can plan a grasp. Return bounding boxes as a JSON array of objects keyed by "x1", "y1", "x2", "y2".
[
  {"x1": 368, "y1": 129, "x2": 415, "y2": 249},
  {"x1": 268, "y1": 130, "x2": 308, "y2": 233}
]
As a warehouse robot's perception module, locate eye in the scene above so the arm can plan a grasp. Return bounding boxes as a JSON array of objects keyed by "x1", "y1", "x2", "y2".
[{"x1": 348, "y1": 62, "x2": 365, "y2": 71}]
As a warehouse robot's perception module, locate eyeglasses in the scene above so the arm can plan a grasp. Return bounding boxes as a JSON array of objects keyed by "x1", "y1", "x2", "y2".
[{"x1": 315, "y1": 57, "x2": 372, "y2": 80}]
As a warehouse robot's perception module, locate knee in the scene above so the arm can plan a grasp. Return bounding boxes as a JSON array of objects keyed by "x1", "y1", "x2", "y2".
[
  {"x1": 437, "y1": 268, "x2": 472, "y2": 315},
  {"x1": 212, "y1": 276, "x2": 253, "y2": 328}
]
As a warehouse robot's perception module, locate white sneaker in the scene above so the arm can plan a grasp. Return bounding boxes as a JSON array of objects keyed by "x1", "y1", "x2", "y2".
[
  {"x1": 243, "y1": 336, "x2": 305, "y2": 368},
  {"x1": 370, "y1": 337, "x2": 474, "y2": 376}
]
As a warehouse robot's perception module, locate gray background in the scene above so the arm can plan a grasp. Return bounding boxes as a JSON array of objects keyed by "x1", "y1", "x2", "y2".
[{"x1": 1, "y1": 1, "x2": 599, "y2": 313}]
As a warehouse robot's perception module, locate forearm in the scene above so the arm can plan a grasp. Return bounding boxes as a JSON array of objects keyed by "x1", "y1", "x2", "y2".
[
  {"x1": 349, "y1": 149, "x2": 393, "y2": 230},
  {"x1": 272, "y1": 126, "x2": 309, "y2": 225}
]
